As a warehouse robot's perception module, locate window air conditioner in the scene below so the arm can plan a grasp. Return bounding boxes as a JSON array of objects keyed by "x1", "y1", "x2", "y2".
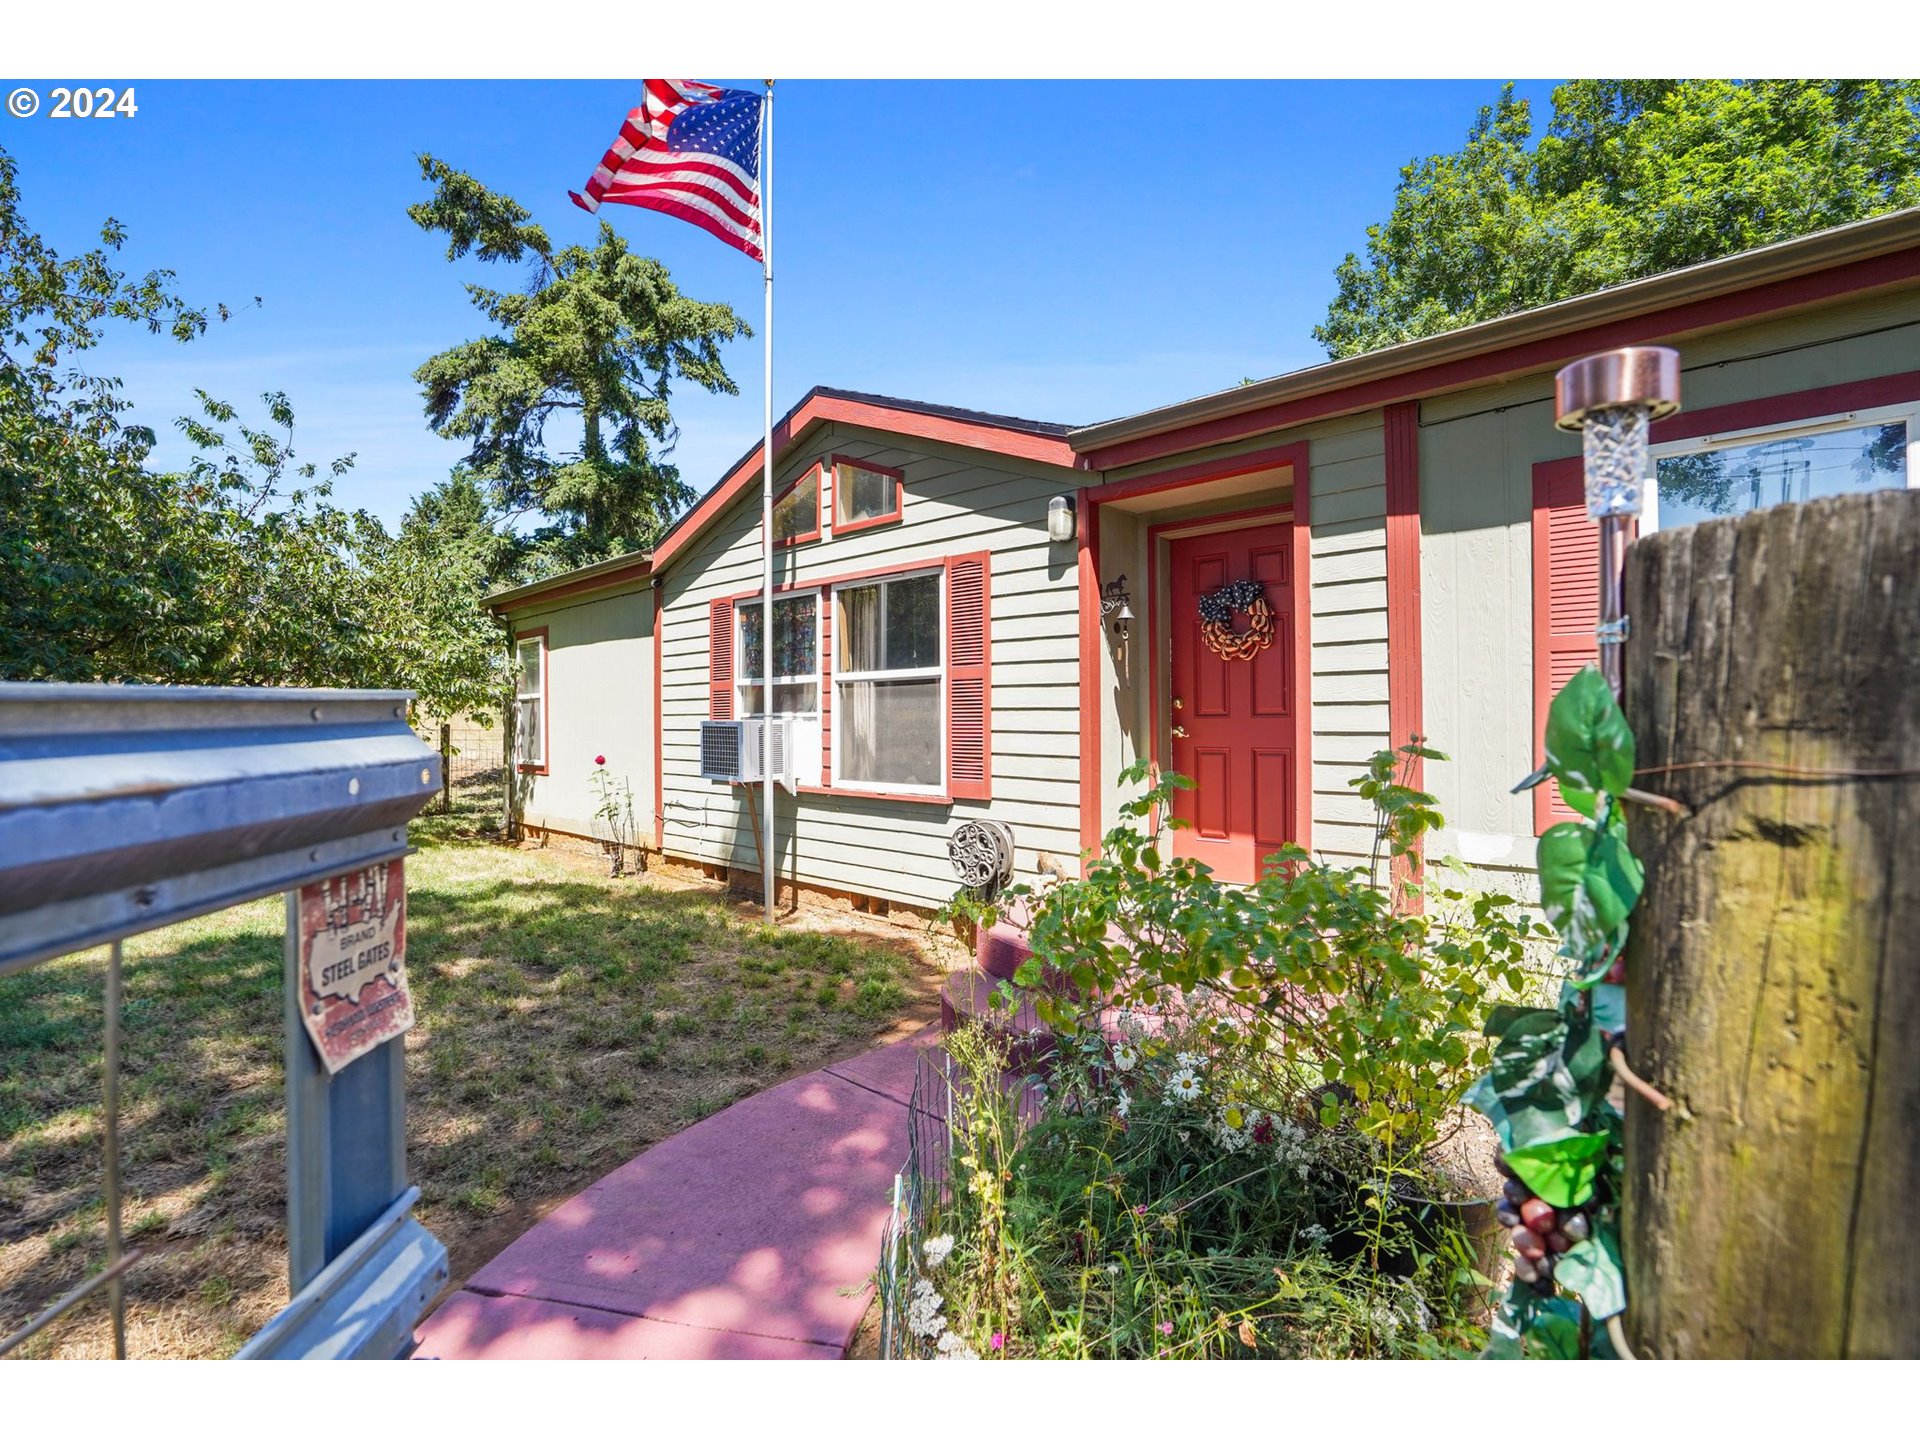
[{"x1": 701, "y1": 718, "x2": 793, "y2": 789}]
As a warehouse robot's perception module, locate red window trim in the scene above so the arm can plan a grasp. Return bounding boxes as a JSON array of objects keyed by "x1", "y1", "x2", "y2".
[
  {"x1": 796, "y1": 783, "x2": 952, "y2": 807},
  {"x1": 772, "y1": 462, "x2": 824, "y2": 548},
  {"x1": 711, "y1": 554, "x2": 980, "y2": 802},
  {"x1": 1650, "y1": 368, "x2": 1920, "y2": 447},
  {"x1": 830, "y1": 453, "x2": 906, "y2": 535},
  {"x1": 515, "y1": 626, "x2": 550, "y2": 775}
]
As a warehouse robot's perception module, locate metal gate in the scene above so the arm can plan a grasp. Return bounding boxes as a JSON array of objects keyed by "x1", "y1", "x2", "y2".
[{"x1": 0, "y1": 683, "x2": 448, "y2": 1359}]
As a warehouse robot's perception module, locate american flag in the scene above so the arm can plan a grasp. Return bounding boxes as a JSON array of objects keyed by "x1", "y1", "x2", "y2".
[{"x1": 569, "y1": 80, "x2": 764, "y2": 262}]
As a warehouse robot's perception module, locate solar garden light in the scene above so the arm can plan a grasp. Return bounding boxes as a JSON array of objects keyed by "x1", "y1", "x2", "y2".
[{"x1": 1554, "y1": 346, "x2": 1682, "y2": 697}]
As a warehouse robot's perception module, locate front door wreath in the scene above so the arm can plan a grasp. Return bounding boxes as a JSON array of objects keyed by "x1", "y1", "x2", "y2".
[{"x1": 1197, "y1": 580, "x2": 1275, "y2": 662}]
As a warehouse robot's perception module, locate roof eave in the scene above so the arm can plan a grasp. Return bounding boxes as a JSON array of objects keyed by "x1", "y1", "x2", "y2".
[
  {"x1": 484, "y1": 551, "x2": 653, "y2": 613},
  {"x1": 1069, "y1": 206, "x2": 1920, "y2": 454}
]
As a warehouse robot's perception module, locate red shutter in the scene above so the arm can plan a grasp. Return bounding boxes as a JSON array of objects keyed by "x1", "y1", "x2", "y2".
[
  {"x1": 819, "y1": 591, "x2": 833, "y2": 785},
  {"x1": 709, "y1": 598, "x2": 734, "y2": 720},
  {"x1": 1531, "y1": 457, "x2": 1598, "y2": 833},
  {"x1": 946, "y1": 552, "x2": 991, "y2": 801}
]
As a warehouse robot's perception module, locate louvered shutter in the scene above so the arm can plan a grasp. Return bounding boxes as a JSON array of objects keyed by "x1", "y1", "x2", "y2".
[
  {"x1": 709, "y1": 598, "x2": 734, "y2": 720},
  {"x1": 1531, "y1": 457, "x2": 1599, "y2": 832},
  {"x1": 819, "y1": 592, "x2": 833, "y2": 785},
  {"x1": 946, "y1": 552, "x2": 991, "y2": 801}
]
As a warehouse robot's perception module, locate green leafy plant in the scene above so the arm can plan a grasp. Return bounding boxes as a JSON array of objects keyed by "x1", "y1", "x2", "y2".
[
  {"x1": 928, "y1": 887, "x2": 999, "y2": 954},
  {"x1": 1006, "y1": 744, "x2": 1540, "y2": 1163},
  {"x1": 897, "y1": 1016, "x2": 1483, "y2": 1359},
  {"x1": 1477, "y1": 665, "x2": 1644, "y2": 1358}
]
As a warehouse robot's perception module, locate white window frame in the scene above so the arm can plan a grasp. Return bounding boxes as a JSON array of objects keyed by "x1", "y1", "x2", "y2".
[
  {"x1": 514, "y1": 632, "x2": 547, "y2": 772},
  {"x1": 1645, "y1": 400, "x2": 1920, "y2": 533},
  {"x1": 830, "y1": 567, "x2": 946, "y2": 797},
  {"x1": 735, "y1": 588, "x2": 823, "y2": 720}
]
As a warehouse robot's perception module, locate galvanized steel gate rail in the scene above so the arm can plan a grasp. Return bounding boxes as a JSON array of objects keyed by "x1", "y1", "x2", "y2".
[{"x1": 0, "y1": 683, "x2": 448, "y2": 1359}]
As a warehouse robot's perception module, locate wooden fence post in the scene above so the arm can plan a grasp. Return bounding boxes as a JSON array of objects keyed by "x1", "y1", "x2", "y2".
[
  {"x1": 439, "y1": 722, "x2": 452, "y2": 814},
  {"x1": 1620, "y1": 490, "x2": 1920, "y2": 1358}
]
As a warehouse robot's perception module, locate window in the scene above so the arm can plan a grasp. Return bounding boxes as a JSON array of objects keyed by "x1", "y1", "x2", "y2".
[
  {"x1": 1647, "y1": 405, "x2": 1917, "y2": 532},
  {"x1": 834, "y1": 571, "x2": 942, "y2": 791},
  {"x1": 737, "y1": 591, "x2": 820, "y2": 717},
  {"x1": 833, "y1": 457, "x2": 904, "y2": 533},
  {"x1": 514, "y1": 631, "x2": 547, "y2": 771},
  {"x1": 772, "y1": 466, "x2": 822, "y2": 547}
]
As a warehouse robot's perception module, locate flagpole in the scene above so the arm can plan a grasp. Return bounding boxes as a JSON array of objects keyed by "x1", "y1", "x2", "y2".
[{"x1": 760, "y1": 78, "x2": 776, "y2": 925}]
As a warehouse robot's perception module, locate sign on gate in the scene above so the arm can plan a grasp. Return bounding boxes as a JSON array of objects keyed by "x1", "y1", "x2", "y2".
[{"x1": 296, "y1": 859, "x2": 414, "y2": 1074}]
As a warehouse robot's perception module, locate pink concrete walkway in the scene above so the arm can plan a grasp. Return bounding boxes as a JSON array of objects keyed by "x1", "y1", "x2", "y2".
[{"x1": 412, "y1": 1026, "x2": 935, "y2": 1360}]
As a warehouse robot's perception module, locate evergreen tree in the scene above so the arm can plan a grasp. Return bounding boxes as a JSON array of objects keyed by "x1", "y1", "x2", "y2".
[{"x1": 408, "y1": 156, "x2": 751, "y2": 569}]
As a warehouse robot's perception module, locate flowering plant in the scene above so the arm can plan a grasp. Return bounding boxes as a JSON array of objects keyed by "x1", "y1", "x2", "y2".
[
  {"x1": 891, "y1": 1014, "x2": 1473, "y2": 1359},
  {"x1": 1009, "y1": 745, "x2": 1544, "y2": 1161},
  {"x1": 588, "y1": 754, "x2": 637, "y2": 877}
]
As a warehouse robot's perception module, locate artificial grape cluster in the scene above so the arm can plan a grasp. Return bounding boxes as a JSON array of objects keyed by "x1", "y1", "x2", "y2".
[{"x1": 1494, "y1": 1153, "x2": 1591, "y2": 1291}]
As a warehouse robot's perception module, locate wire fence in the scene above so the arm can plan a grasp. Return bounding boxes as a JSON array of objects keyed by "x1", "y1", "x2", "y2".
[
  {"x1": 413, "y1": 712, "x2": 506, "y2": 820},
  {"x1": 876, "y1": 1045, "x2": 1047, "y2": 1360}
]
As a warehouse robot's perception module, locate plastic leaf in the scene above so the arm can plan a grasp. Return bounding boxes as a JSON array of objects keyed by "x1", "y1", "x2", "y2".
[
  {"x1": 1543, "y1": 665, "x2": 1636, "y2": 816},
  {"x1": 1464, "y1": 1007, "x2": 1586, "y2": 1151},
  {"x1": 1588, "y1": 981, "x2": 1626, "y2": 1036},
  {"x1": 1537, "y1": 813, "x2": 1643, "y2": 982},
  {"x1": 1555, "y1": 1225, "x2": 1627, "y2": 1321},
  {"x1": 1504, "y1": 1132, "x2": 1610, "y2": 1208}
]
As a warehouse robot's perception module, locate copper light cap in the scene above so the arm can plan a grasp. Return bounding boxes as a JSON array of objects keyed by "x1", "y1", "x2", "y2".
[{"x1": 1554, "y1": 346, "x2": 1682, "y2": 430}]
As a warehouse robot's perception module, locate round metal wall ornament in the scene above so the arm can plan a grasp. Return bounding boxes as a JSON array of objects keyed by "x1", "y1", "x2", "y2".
[
  {"x1": 948, "y1": 818, "x2": 1015, "y2": 895},
  {"x1": 1197, "y1": 580, "x2": 1275, "y2": 662}
]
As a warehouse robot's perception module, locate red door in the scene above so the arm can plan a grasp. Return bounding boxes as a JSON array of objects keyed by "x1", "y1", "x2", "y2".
[{"x1": 1167, "y1": 523, "x2": 1296, "y2": 883}]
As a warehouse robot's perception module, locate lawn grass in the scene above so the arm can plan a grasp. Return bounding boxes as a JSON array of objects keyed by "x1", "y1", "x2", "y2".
[{"x1": 0, "y1": 781, "x2": 942, "y2": 1358}]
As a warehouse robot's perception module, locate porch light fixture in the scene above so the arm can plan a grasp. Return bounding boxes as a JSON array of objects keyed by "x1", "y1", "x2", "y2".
[
  {"x1": 1100, "y1": 575, "x2": 1133, "y2": 641},
  {"x1": 1046, "y1": 494, "x2": 1076, "y2": 544}
]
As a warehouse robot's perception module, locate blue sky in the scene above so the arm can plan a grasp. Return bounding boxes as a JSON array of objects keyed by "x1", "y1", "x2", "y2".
[{"x1": 4, "y1": 79, "x2": 1562, "y2": 525}]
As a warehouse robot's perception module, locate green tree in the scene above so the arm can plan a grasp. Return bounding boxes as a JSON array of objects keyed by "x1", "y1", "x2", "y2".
[
  {"x1": 1, "y1": 142, "x2": 221, "y2": 681},
  {"x1": 400, "y1": 469, "x2": 519, "y2": 587},
  {"x1": 408, "y1": 156, "x2": 752, "y2": 569},
  {"x1": 1317, "y1": 80, "x2": 1920, "y2": 359},
  {"x1": 1, "y1": 143, "x2": 504, "y2": 720}
]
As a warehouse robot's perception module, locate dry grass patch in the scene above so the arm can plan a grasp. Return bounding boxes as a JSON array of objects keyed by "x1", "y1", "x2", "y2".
[{"x1": 0, "y1": 785, "x2": 942, "y2": 1358}]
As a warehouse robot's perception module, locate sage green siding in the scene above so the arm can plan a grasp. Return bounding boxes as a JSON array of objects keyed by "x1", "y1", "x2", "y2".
[
  {"x1": 657, "y1": 423, "x2": 1084, "y2": 909},
  {"x1": 511, "y1": 580, "x2": 656, "y2": 845},
  {"x1": 1418, "y1": 285, "x2": 1920, "y2": 888}
]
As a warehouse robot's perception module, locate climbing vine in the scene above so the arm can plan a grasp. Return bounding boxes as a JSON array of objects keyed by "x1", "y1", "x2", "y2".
[{"x1": 1470, "y1": 665, "x2": 1644, "y2": 1359}]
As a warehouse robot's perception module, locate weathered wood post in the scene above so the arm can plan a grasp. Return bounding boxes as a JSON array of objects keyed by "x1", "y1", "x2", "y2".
[
  {"x1": 439, "y1": 721, "x2": 452, "y2": 814},
  {"x1": 1621, "y1": 489, "x2": 1920, "y2": 1358}
]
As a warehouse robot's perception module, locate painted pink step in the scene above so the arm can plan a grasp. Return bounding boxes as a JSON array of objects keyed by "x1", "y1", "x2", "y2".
[
  {"x1": 939, "y1": 968, "x2": 1054, "y2": 1071},
  {"x1": 976, "y1": 921, "x2": 1033, "y2": 982}
]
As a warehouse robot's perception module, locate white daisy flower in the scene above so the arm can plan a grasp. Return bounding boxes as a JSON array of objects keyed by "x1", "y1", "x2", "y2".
[
  {"x1": 1114, "y1": 1090, "x2": 1131, "y2": 1119},
  {"x1": 1111, "y1": 1043, "x2": 1139, "y2": 1073},
  {"x1": 1176, "y1": 1051, "x2": 1208, "y2": 1070},
  {"x1": 1167, "y1": 1069, "x2": 1202, "y2": 1104}
]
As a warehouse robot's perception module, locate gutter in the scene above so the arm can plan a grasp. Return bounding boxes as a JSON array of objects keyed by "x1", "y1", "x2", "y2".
[
  {"x1": 483, "y1": 550, "x2": 652, "y2": 613},
  {"x1": 1070, "y1": 206, "x2": 1920, "y2": 454}
]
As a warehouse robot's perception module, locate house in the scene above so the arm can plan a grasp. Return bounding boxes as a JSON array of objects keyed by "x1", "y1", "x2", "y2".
[{"x1": 488, "y1": 207, "x2": 1920, "y2": 912}]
